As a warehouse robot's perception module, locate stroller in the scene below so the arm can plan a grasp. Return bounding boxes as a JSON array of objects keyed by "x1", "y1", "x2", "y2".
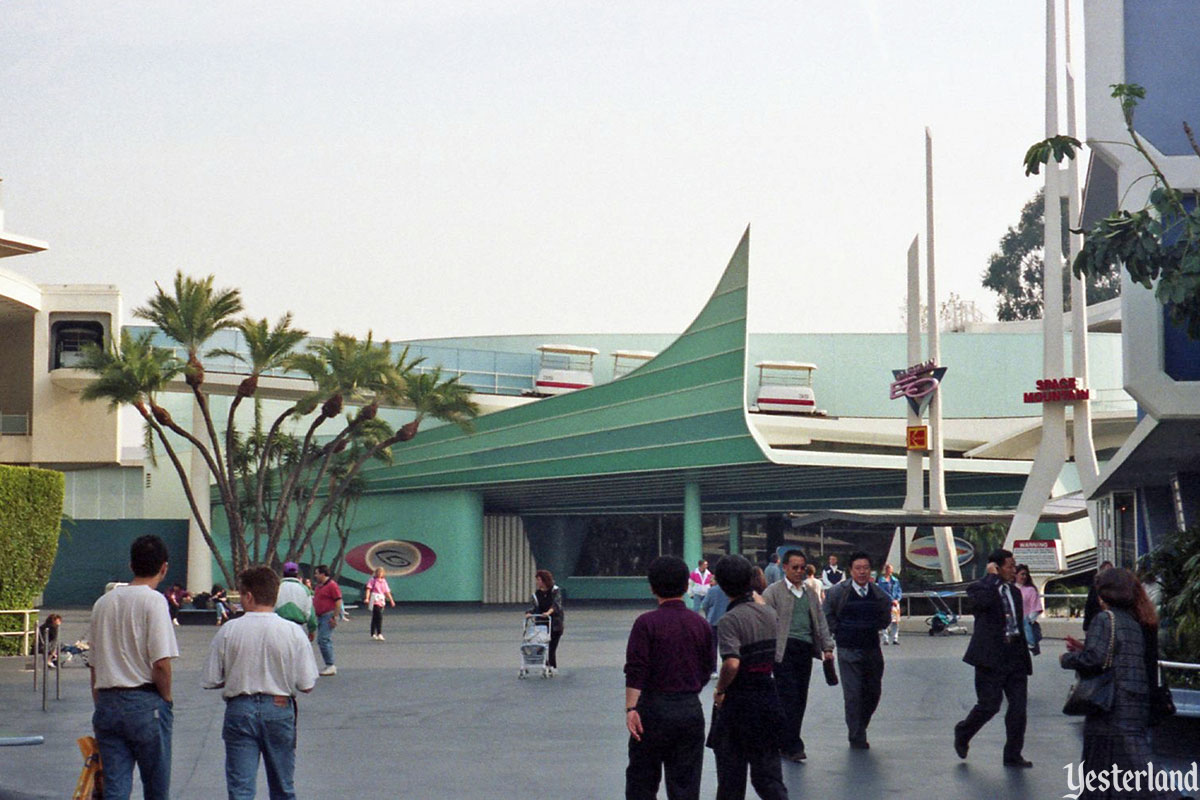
[
  {"x1": 518, "y1": 614, "x2": 553, "y2": 679},
  {"x1": 926, "y1": 591, "x2": 968, "y2": 635}
]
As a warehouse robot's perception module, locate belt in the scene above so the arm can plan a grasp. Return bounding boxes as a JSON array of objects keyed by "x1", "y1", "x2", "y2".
[
  {"x1": 227, "y1": 693, "x2": 293, "y2": 704},
  {"x1": 98, "y1": 683, "x2": 158, "y2": 694}
]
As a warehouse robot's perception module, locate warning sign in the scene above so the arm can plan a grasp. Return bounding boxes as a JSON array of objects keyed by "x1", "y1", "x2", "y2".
[{"x1": 1013, "y1": 539, "x2": 1064, "y2": 573}]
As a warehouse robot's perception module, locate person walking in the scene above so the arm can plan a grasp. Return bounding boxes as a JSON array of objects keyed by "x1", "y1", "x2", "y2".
[
  {"x1": 802, "y1": 564, "x2": 824, "y2": 605},
  {"x1": 820, "y1": 555, "x2": 844, "y2": 590},
  {"x1": 624, "y1": 556, "x2": 715, "y2": 800},
  {"x1": 202, "y1": 565, "x2": 319, "y2": 800},
  {"x1": 761, "y1": 549, "x2": 834, "y2": 762},
  {"x1": 1015, "y1": 564, "x2": 1043, "y2": 655},
  {"x1": 364, "y1": 567, "x2": 395, "y2": 641},
  {"x1": 526, "y1": 569, "x2": 565, "y2": 672},
  {"x1": 688, "y1": 559, "x2": 714, "y2": 613},
  {"x1": 1060, "y1": 568, "x2": 1179, "y2": 800},
  {"x1": 701, "y1": 583, "x2": 731, "y2": 674},
  {"x1": 708, "y1": 555, "x2": 789, "y2": 800},
  {"x1": 877, "y1": 563, "x2": 902, "y2": 645},
  {"x1": 763, "y1": 553, "x2": 784, "y2": 586},
  {"x1": 88, "y1": 535, "x2": 180, "y2": 800},
  {"x1": 953, "y1": 548, "x2": 1034, "y2": 767},
  {"x1": 312, "y1": 565, "x2": 343, "y2": 676},
  {"x1": 274, "y1": 562, "x2": 317, "y2": 641},
  {"x1": 823, "y1": 551, "x2": 892, "y2": 750}
]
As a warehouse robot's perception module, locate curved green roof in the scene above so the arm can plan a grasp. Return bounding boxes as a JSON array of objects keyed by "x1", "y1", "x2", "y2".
[{"x1": 364, "y1": 228, "x2": 768, "y2": 497}]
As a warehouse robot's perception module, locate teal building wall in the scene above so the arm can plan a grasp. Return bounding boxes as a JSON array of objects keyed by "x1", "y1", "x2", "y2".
[{"x1": 43, "y1": 519, "x2": 189, "y2": 606}]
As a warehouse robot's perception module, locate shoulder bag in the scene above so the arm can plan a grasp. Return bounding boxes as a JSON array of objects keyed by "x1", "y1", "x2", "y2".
[{"x1": 1063, "y1": 609, "x2": 1116, "y2": 716}]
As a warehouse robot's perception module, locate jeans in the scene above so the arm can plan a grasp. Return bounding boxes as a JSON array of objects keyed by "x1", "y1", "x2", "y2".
[
  {"x1": 92, "y1": 688, "x2": 173, "y2": 800},
  {"x1": 223, "y1": 694, "x2": 297, "y2": 800},
  {"x1": 370, "y1": 606, "x2": 383, "y2": 637},
  {"x1": 317, "y1": 612, "x2": 335, "y2": 666}
]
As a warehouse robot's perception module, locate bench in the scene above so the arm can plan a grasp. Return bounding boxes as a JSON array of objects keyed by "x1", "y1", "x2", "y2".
[{"x1": 176, "y1": 608, "x2": 217, "y2": 626}]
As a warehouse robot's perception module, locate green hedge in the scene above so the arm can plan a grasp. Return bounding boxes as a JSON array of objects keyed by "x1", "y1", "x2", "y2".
[{"x1": 0, "y1": 465, "x2": 65, "y2": 655}]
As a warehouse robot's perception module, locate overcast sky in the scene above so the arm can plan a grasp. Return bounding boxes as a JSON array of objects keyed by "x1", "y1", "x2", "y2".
[{"x1": 1, "y1": 1, "x2": 1071, "y2": 340}]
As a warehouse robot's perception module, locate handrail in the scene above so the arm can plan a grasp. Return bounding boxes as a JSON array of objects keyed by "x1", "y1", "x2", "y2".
[
  {"x1": 1159, "y1": 660, "x2": 1200, "y2": 671},
  {"x1": 0, "y1": 609, "x2": 38, "y2": 656}
]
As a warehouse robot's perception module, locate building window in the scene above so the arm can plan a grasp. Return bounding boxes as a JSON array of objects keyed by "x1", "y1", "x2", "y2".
[
  {"x1": 52, "y1": 321, "x2": 104, "y2": 369},
  {"x1": 573, "y1": 515, "x2": 682, "y2": 577}
]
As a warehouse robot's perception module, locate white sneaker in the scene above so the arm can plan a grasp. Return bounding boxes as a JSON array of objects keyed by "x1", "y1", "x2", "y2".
[
  {"x1": 319, "y1": 665, "x2": 337, "y2": 676},
  {"x1": 172, "y1": 619, "x2": 180, "y2": 626},
  {"x1": 376, "y1": 634, "x2": 385, "y2": 641}
]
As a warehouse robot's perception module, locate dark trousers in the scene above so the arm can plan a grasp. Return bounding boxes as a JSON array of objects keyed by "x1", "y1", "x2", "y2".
[
  {"x1": 838, "y1": 647, "x2": 884, "y2": 745},
  {"x1": 370, "y1": 606, "x2": 383, "y2": 636},
  {"x1": 713, "y1": 739, "x2": 787, "y2": 800},
  {"x1": 955, "y1": 666, "x2": 1027, "y2": 760},
  {"x1": 774, "y1": 639, "x2": 814, "y2": 754},
  {"x1": 548, "y1": 631, "x2": 562, "y2": 669},
  {"x1": 626, "y1": 693, "x2": 705, "y2": 800}
]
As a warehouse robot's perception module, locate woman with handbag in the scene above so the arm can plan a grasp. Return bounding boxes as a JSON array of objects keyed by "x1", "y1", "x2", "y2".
[{"x1": 1060, "y1": 568, "x2": 1178, "y2": 799}]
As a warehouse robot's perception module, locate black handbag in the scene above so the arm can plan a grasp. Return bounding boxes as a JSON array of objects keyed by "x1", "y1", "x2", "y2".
[{"x1": 1063, "y1": 610, "x2": 1116, "y2": 716}]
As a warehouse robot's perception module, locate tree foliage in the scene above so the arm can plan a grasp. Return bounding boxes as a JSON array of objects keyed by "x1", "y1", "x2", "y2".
[
  {"x1": 0, "y1": 465, "x2": 64, "y2": 654},
  {"x1": 1025, "y1": 84, "x2": 1200, "y2": 337},
  {"x1": 982, "y1": 191, "x2": 1121, "y2": 321},
  {"x1": 81, "y1": 272, "x2": 480, "y2": 587}
]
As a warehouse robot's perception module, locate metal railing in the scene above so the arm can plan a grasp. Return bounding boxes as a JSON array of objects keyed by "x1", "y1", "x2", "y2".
[
  {"x1": 898, "y1": 591, "x2": 1087, "y2": 619},
  {"x1": 0, "y1": 609, "x2": 39, "y2": 655}
]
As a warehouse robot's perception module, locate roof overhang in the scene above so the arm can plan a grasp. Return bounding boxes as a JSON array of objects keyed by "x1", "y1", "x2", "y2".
[
  {"x1": 1092, "y1": 415, "x2": 1200, "y2": 497},
  {"x1": 789, "y1": 491, "x2": 1088, "y2": 528}
]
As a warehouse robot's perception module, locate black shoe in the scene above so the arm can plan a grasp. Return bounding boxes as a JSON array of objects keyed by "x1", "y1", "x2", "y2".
[
  {"x1": 849, "y1": 740, "x2": 870, "y2": 750},
  {"x1": 1003, "y1": 757, "x2": 1034, "y2": 768},
  {"x1": 953, "y1": 735, "x2": 969, "y2": 760}
]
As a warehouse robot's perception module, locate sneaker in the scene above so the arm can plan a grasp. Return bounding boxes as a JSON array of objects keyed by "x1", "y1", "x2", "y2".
[
  {"x1": 172, "y1": 619, "x2": 180, "y2": 626},
  {"x1": 319, "y1": 665, "x2": 337, "y2": 676},
  {"x1": 376, "y1": 635, "x2": 385, "y2": 641}
]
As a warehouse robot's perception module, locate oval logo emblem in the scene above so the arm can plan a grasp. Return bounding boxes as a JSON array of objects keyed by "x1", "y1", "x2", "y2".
[{"x1": 345, "y1": 539, "x2": 437, "y2": 577}]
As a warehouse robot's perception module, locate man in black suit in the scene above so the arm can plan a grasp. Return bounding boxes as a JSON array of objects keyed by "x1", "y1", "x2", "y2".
[{"x1": 953, "y1": 548, "x2": 1034, "y2": 768}]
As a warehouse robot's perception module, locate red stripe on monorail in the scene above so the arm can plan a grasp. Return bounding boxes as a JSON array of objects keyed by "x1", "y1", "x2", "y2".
[
  {"x1": 536, "y1": 380, "x2": 591, "y2": 390},
  {"x1": 758, "y1": 397, "x2": 815, "y2": 406}
]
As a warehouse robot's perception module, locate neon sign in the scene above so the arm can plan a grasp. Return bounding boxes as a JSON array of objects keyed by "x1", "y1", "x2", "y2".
[
  {"x1": 890, "y1": 360, "x2": 947, "y2": 415},
  {"x1": 1023, "y1": 377, "x2": 1090, "y2": 404}
]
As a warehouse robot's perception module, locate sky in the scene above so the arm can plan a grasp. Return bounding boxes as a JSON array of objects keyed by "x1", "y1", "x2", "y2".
[{"x1": 0, "y1": 1, "x2": 1073, "y2": 341}]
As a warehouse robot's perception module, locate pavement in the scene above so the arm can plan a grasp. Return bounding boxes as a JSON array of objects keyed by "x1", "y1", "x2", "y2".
[{"x1": 1, "y1": 606, "x2": 1197, "y2": 799}]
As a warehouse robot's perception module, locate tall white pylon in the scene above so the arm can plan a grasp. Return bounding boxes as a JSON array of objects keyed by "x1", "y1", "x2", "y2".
[
  {"x1": 926, "y1": 128, "x2": 961, "y2": 583},
  {"x1": 1007, "y1": 0, "x2": 1071, "y2": 547}
]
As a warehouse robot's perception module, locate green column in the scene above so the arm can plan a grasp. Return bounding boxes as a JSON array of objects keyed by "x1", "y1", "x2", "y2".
[
  {"x1": 728, "y1": 513, "x2": 740, "y2": 555},
  {"x1": 683, "y1": 481, "x2": 702, "y2": 567}
]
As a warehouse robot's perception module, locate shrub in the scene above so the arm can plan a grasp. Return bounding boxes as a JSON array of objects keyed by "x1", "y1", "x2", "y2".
[{"x1": 0, "y1": 465, "x2": 65, "y2": 655}]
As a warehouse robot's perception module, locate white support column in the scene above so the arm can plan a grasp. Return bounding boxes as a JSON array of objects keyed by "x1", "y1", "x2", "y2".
[
  {"x1": 187, "y1": 396, "x2": 213, "y2": 591},
  {"x1": 888, "y1": 236, "x2": 925, "y2": 574},
  {"x1": 926, "y1": 128, "x2": 961, "y2": 583},
  {"x1": 1065, "y1": 4, "x2": 1100, "y2": 493},
  {"x1": 1008, "y1": 0, "x2": 1070, "y2": 548}
]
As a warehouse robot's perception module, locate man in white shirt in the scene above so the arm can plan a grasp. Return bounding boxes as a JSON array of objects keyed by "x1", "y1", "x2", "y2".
[
  {"x1": 88, "y1": 535, "x2": 180, "y2": 800},
  {"x1": 204, "y1": 565, "x2": 319, "y2": 800}
]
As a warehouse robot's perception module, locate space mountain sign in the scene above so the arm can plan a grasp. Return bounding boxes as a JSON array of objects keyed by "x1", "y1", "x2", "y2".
[{"x1": 889, "y1": 359, "x2": 947, "y2": 416}]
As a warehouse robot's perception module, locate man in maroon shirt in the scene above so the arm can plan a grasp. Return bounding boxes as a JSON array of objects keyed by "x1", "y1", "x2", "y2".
[
  {"x1": 624, "y1": 555, "x2": 715, "y2": 800},
  {"x1": 312, "y1": 565, "x2": 343, "y2": 677}
]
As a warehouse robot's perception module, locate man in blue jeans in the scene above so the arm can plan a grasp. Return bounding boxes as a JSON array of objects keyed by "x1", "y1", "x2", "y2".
[
  {"x1": 88, "y1": 535, "x2": 180, "y2": 800},
  {"x1": 203, "y1": 565, "x2": 318, "y2": 799}
]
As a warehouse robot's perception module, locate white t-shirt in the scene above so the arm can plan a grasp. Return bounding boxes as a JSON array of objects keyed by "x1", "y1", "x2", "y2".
[
  {"x1": 88, "y1": 584, "x2": 180, "y2": 690},
  {"x1": 201, "y1": 611, "x2": 319, "y2": 699}
]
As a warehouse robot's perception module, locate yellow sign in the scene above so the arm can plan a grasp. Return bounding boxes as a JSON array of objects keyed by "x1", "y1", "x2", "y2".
[{"x1": 906, "y1": 425, "x2": 929, "y2": 451}]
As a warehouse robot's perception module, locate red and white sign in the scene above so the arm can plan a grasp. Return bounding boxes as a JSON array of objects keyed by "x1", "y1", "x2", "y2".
[
  {"x1": 1023, "y1": 377, "x2": 1090, "y2": 404},
  {"x1": 1013, "y1": 539, "x2": 1065, "y2": 572},
  {"x1": 906, "y1": 425, "x2": 928, "y2": 451}
]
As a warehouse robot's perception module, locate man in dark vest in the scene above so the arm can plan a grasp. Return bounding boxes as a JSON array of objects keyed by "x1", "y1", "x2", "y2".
[
  {"x1": 822, "y1": 551, "x2": 891, "y2": 749},
  {"x1": 953, "y1": 548, "x2": 1034, "y2": 767}
]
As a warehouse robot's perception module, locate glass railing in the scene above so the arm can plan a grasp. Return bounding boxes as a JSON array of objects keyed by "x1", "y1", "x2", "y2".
[{"x1": 125, "y1": 327, "x2": 539, "y2": 397}]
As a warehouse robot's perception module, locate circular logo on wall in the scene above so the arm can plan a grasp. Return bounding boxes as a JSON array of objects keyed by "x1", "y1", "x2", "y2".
[
  {"x1": 906, "y1": 535, "x2": 974, "y2": 570},
  {"x1": 345, "y1": 539, "x2": 437, "y2": 577}
]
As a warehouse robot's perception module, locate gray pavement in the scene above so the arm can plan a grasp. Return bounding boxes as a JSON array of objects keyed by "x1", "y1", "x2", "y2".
[{"x1": 1, "y1": 606, "x2": 1197, "y2": 799}]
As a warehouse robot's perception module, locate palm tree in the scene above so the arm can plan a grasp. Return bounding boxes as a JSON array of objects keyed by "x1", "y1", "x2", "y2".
[
  {"x1": 78, "y1": 331, "x2": 236, "y2": 586},
  {"x1": 134, "y1": 271, "x2": 243, "y2": 389}
]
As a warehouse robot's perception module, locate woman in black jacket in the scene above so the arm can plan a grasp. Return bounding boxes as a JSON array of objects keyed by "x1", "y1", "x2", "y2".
[
  {"x1": 526, "y1": 569, "x2": 565, "y2": 672},
  {"x1": 1061, "y1": 568, "x2": 1177, "y2": 799}
]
